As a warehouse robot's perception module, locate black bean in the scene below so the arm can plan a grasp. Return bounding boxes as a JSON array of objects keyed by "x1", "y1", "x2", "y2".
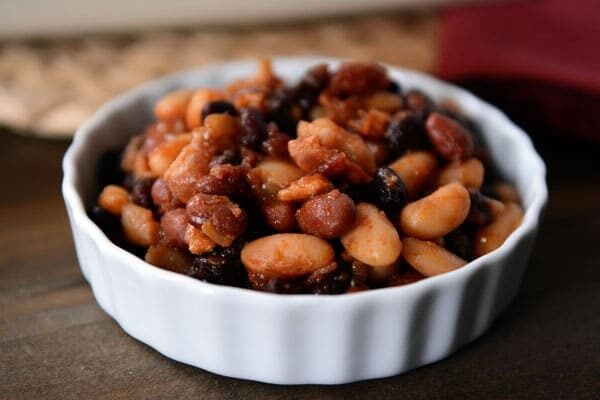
[
  {"x1": 89, "y1": 205, "x2": 121, "y2": 238},
  {"x1": 189, "y1": 239, "x2": 248, "y2": 287},
  {"x1": 200, "y1": 100, "x2": 238, "y2": 121},
  {"x1": 385, "y1": 112, "x2": 427, "y2": 157},
  {"x1": 97, "y1": 149, "x2": 124, "y2": 188},
  {"x1": 309, "y1": 267, "x2": 351, "y2": 295},
  {"x1": 209, "y1": 149, "x2": 241, "y2": 168},
  {"x1": 295, "y1": 64, "x2": 329, "y2": 111},
  {"x1": 130, "y1": 177, "x2": 154, "y2": 209},
  {"x1": 466, "y1": 190, "x2": 494, "y2": 226},
  {"x1": 89, "y1": 205, "x2": 145, "y2": 257},
  {"x1": 267, "y1": 89, "x2": 297, "y2": 135},
  {"x1": 240, "y1": 107, "x2": 267, "y2": 149},
  {"x1": 386, "y1": 80, "x2": 401, "y2": 94},
  {"x1": 445, "y1": 228, "x2": 473, "y2": 261},
  {"x1": 372, "y1": 167, "x2": 408, "y2": 215}
]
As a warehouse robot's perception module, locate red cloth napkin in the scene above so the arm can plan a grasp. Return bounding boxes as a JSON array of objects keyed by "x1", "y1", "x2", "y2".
[{"x1": 437, "y1": 0, "x2": 600, "y2": 142}]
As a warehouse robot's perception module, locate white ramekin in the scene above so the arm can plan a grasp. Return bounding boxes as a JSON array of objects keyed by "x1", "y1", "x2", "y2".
[{"x1": 62, "y1": 57, "x2": 547, "y2": 385}]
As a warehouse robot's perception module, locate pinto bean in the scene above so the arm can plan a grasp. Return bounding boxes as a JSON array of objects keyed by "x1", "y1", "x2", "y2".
[
  {"x1": 98, "y1": 185, "x2": 129, "y2": 216},
  {"x1": 160, "y1": 208, "x2": 188, "y2": 249},
  {"x1": 341, "y1": 203, "x2": 402, "y2": 267},
  {"x1": 261, "y1": 201, "x2": 297, "y2": 232},
  {"x1": 241, "y1": 233, "x2": 335, "y2": 278},
  {"x1": 296, "y1": 190, "x2": 355, "y2": 239},
  {"x1": 154, "y1": 89, "x2": 193, "y2": 122},
  {"x1": 473, "y1": 202, "x2": 524, "y2": 257},
  {"x1": 186, "y1": 193, "x2": 247, "y2": 242},
  {"x1": 328, "y1": 62, "x2": 389, "y2": 96},
  {"x1": 402, "y1": 237, "x2": 467, "y2": 277},
  {"x1": 163, "y1": 128, "x2": 232, "y2": 203},
  {"x1": 121, "y1": 203, "x2": 160, "y2": 247},
  {"x1": 437, "y1": 158, "x2": 484, "y2": 189},
  {"x1": 400, "y1": 182, "x2": 471, "y2": 240},
  {"x1": 389, "y1": 151, "x2": 438, "y2": 197},
  {"x1": 151, "y1": 178, "x2": 182, "y2": 214}
]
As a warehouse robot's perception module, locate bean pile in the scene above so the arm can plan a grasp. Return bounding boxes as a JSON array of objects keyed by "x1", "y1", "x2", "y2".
[{"x1": 91, "y1": 60, "x2": 523, "y2": 294}]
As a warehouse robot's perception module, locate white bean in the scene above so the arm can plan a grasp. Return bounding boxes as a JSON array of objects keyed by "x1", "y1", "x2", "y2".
[
  {"x1": 437, "y1": 158, "x2": 484, "y2": 189},
  {"x1": 402, "y1": 237, "x2": 467, "y2": 276},
  {"x1": 341, "y1": 203, "x2": 402, "y2": 267},
  {"x1": 389, "y1": 151, "x2": 438, "y2": 197},
  {"x1": 400, "y1": 182, "x2": 470, "y2": 240},
  {"x1": 474, "y1": 202, "x2": 523, "y2": 257},
  {"x1": 241, "y1": 233, "x2": 335, "y2": 278}
]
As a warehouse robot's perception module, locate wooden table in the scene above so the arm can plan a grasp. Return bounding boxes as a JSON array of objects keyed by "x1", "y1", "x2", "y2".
[{"x1": 1, "y1": 128, "x2": 599, "y2": 399}]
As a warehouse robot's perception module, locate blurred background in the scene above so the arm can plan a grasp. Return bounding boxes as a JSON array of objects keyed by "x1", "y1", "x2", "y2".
[
  {"x1": 1, "y1": 0, "x2": 597, "y2": 142},
  {"x1": 1, "y1": 0, "x2": 598, "y2": 398}
]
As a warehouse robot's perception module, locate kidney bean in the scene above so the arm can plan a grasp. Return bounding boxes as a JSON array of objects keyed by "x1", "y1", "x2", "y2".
[
  {"x1": 296, "y1": 189, "x2": 356, "y2": 239},
  {"x1": 425, "y1": 112, "x2": 474, "y2": 162},
  {"x1": 400, "y1": 182, "x2": 471, "y2": 240},
  {"x1": 402, "y1": 237, "x2": 467, "y2": 277}
]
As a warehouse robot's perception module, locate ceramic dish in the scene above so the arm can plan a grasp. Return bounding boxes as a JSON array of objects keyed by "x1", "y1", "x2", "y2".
[{"x1": 62, "y1": 57, "x2": 547, "y2": 384}]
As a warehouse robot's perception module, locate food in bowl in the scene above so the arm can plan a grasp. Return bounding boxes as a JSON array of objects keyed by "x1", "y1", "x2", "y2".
[{"x1": 90, "y1": 60, "x2": 523, "y2": 294}]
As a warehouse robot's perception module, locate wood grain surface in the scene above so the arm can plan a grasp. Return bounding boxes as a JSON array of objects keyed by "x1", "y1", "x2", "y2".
[{"x1": 1, "y1": 128, "x2": 599, "y2": 399}]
